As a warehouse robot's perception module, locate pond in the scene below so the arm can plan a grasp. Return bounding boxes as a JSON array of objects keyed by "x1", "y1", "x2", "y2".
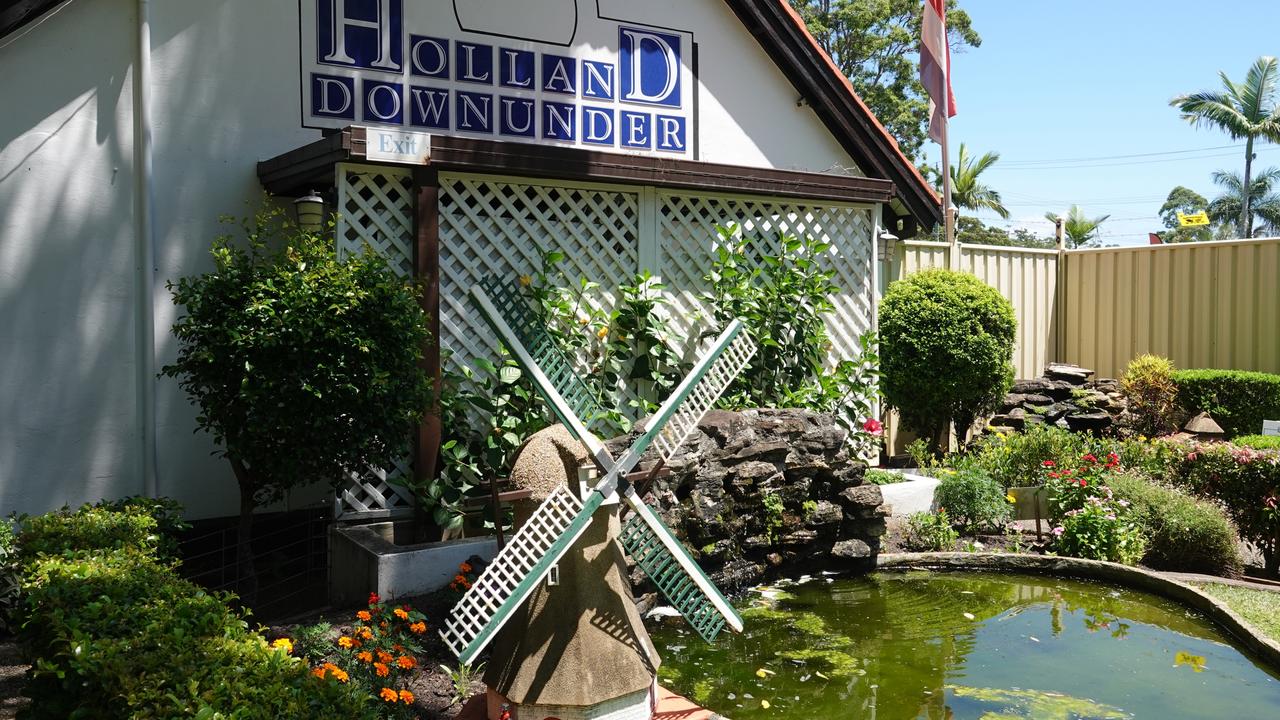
[{"x1": 650, "y1": 571, "x2": 1280, "y2": 719}]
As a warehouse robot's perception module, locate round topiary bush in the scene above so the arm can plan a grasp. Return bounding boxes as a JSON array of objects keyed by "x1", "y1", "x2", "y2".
[
  {"x1": 933, "y1": 468, "x2": 1011, "y2": 533},
  {"x1": 880, "y1": 269, "x2": 1016, "y2": 448}
]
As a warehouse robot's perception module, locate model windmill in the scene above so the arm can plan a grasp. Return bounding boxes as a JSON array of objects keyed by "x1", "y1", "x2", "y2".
[{"x1": 441, "y1": 276, "x2": 755, "y2": 720}]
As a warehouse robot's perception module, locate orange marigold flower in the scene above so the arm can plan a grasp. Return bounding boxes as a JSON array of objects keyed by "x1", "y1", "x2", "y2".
[
  {"x1": 399, "y1": 689, "x2": 415, "y2": 704},
  {"x1": 359, "y1": 627, "x2": 374, "y2": 640},
  {"x1": 356, "y1": 651, "x2": 374, "y2": 663},
  {"x1": 454, "y1": 574, "x2": 467, "y2": 584},
  {"x1": 379, "y1": 622, "x2": 388, "y2": 631},
  {"x1": 271, "y1": 638, "x2": 293, "y2": 654},
  {"x1": 356, "y1": 610, "x2": 372, "y2": 621},
  {"x1": 377, "y1": 650, "x2": 394, "y2": 663},
  {"x1": 393, "y1": 644, "x2": 405, "y2": 652},
  {"x1": 459, "y1": 562, "x2": 473, "y2": 574},
  {"x1": 375, "y1": 662, "x2": 390, "y2": 677},
  {"x1": 409, "y1": 621, "x2": 427, "y2": 634},
  {"x1": 332, "y1": 668, "x2": 349, "y2": 683},
  {"x1": 311, "y1": 666, "x2": 327, "y2": 679},
  {"x1": 337, "y1": 636, "x2": 354, "y2": 648},
  {"x1": 397, "y1": 655, "x2": 416, "y2": 669},
  {"x1": 379, "y1": 687, "x2": 399, "y2": 702},
  {"x1": 351, "y1": 637, "x2": 363, "y2": 648},
  {"x1": 394, "y1": 608, "x2": 409, "y2": 620}
]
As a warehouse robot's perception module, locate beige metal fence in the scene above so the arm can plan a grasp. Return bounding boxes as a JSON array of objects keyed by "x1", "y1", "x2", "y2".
[
  {"x1": 883, "y1": 236, "x2": 1280, "y2": 382},
  {"x1": 886, "y1": 240, "x2": 1061, "y2": 380},
  {"x1": 1062, "y1": 237, "x2": 1280, "y2": 378}
]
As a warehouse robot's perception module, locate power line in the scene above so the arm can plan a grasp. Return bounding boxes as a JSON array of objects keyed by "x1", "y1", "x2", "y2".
[{"x1": 999, "y1": 143, "x2": 1247, "y2": 166}]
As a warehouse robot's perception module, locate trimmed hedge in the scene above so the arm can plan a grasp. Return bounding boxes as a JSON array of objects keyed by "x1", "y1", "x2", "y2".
[
  {"x1": 1173, "y1": 369, "x2": 1280, "y2": 438},
  {"x1": 1107, "y1": 472, "x2": 1243, "y2": 577},
  {"x1": 16, "y1": 504, "x2": 377, "y2": 719},
  {"x1": 1236, "y1": 434, "x2": 1280, "y2": 451}
]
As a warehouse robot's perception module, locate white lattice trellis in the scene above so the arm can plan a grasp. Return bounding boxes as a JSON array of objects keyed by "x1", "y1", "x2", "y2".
[
  {"x1": 334, "y1": 163, "x2": 416, "y2": 520},
  {"x1": 657, "y1": 191, "x2": 875, "y2": 364},
  {"x1": 437, "y1": 172, "x2": 641, "y2": 391}
]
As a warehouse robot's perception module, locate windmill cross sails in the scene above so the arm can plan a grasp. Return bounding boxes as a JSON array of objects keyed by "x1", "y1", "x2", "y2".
[{"x1": 440, "y1": 280, "x2": 755, "y2": 665}]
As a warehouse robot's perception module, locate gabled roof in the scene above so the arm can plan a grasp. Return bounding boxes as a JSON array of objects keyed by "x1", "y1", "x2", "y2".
[
  {"x1": 722, "y1": 0, "x2": 943, "y2": 233},
  {"x1": 3, "y1": 0, "x2": 941, "y2": 232}
]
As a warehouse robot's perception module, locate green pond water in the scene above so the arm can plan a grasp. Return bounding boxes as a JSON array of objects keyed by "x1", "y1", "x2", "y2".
[{"x1": 650, "y1": 571, "x2": 1280, "y2": 719}]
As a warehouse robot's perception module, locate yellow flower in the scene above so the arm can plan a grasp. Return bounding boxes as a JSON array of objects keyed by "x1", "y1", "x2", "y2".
[
  {"x1": 1006, "y1": 493, "x2": 1016, "y2": 504},
  {"x1": 761, "y1": 700, "x2": 771, "y2": 709},
  {"x1": 596, "y1": 326, "x2": 609, "y2": 340},
  {"x1": 399, "y1": 689, "x2": 415, "y2": 704},
  {"x1": 356, "y1": 610, "x2": 372, "y2": 621},
  {"x1": 271, "y1": 638, "x2": 293, "y2": 654},
  {"x1": 337, "y1": 636, "x2": 354, "y2": 648},
  {"x1": 518, "y1": 274, "x2": 532, "y2": 287},
  {"x1": 380, "y1": 687, "x2": 400, "y2": 703}
]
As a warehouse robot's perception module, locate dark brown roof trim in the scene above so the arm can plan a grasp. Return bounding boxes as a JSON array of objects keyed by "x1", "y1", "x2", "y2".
[
  {"x1": 1, "y1": 0, "x2": 66, "y2": 41},
  {"x1": 723, "y1": 0, "x2": 943, "y2": 232},
  {"x1": 258, "y1": 126, "x2": 895, "y2": 206}
]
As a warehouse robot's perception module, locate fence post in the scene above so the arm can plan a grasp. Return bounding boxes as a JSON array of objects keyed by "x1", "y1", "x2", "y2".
[{"x1": 1053, "y1": 218, "x2": 1066, "y2": 364}]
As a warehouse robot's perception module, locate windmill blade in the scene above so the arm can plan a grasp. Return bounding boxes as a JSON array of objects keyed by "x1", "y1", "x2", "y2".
[
  {"x1": 441, "y1": 484, "x2": 601, "y2": 664},
  {"x1": 618, "y1": 486, "x2": 744, "y2": 642},
  {"x1": 604, "y1": 320, "x2": 756, "y2": 485},
  {"x1": 469, "y1": 280, "x2": 613, "y2": 468}
]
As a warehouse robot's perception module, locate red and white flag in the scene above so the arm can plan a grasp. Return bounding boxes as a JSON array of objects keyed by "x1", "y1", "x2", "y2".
[{"x1": 920, "y1": 0, "x2": 956, "y2": 144}]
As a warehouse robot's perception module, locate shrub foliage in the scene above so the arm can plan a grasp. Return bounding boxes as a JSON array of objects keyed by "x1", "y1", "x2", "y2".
[
  {"x1": 880, "y1": 269, "x2": 1015, "y2": 449},
  {"x1": 1121, "y1": 354, "x2": 1179, "y2": 436},
  {"x1": 1107, "y1": 471, "x2": 1243, "y2": 576},
  {"x1": 933, "y1": 469, "x2": 1010, "y2": 532},
  {"x1": 1173, "y1": 369, "x2": 1280, "y2": 438},
  {"x1": 15, "y1": 503, "x2": 377, "y2": 719}
]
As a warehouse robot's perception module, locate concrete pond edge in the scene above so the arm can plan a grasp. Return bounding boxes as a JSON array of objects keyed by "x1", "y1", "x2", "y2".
[{"x1": 876, "y1": 552, "x2": 1280, "y2": 672}]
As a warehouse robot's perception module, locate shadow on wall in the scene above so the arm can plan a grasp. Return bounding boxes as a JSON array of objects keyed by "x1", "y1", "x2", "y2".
[{"x1": 0, "y1": 0, "x2": 323, "y2": 519}]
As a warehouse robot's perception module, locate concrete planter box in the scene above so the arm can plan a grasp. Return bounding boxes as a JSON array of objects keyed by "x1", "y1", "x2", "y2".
[{"x1": 330, "y1": 521, "x2": 498, "y2": 607}]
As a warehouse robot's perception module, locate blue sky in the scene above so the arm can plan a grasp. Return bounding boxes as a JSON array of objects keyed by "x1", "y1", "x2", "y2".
[{"x1": 918, "y1": 0, "x2": 1280, "y2": 245}]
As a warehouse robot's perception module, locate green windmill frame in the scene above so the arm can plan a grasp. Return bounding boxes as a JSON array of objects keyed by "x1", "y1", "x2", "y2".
[{"x1": 441, "y1": 277, "x2": 754, "y2": 665}]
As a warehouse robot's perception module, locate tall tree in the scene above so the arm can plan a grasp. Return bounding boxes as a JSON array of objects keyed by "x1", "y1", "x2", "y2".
[
  {"x1": 1171, "y1": 56, "x2": 1280, "y2": 238},
  {"x1": 1045, "y1": 206, "x2": 1110, "y2": 249},
  {"x1": 1206, "y1": 168, "x2": 1280, "y2": 237},
  {"x1": 1157, "y1": 185, "x2": 1214, "y2": 243},
  {"x1": 790, "y1": 0, "x2": 980, "y2": 161},
  {"x1": 951, "y1": 143, "x2": 1009, "y2": 218}
]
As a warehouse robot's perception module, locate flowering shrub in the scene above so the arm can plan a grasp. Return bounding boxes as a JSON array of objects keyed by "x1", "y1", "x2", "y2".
[
  {"x1": 956, "y1": 424, "x2": 1090, "y2": 488},
  {"x1": 301, "y1": 593, "x2": 429, "y2": 718},
  {"x1": 1176, "y1": 442, "x2": 1280, "y2": 574},
  {"x1": 1045, "y1": 454, "x2": 1146, "y2": 565}
]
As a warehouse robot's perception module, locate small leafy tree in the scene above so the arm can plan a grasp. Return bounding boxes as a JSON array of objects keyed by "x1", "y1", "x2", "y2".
[
  {"x1": 1044, "y1": 205, "x2": 1110, "y2": 248},
  {"x1": 880, "y1": 269, "x2": 1015, "y2": 451},
  {"x1": 163, "y1": 204, "x2": 431, "y2": 597}
]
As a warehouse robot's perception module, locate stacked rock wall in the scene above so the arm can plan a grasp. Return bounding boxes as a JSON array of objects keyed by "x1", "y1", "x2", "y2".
[
  {"x1": 990, "y1": 363, "x2": 1126, "y2": 434},
  {"x1": 607, "y1": 409, "x2": 886, "y2": 590}
]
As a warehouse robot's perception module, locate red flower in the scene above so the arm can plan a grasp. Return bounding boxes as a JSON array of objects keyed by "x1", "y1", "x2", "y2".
[
  {"x1": 1079, "y1": 479, "x2": 1088, "y2": 488},
  {"x1": 1042, "y1": 460, "x2": 1056, "y2": 468},
  {"x1": 862, "y1": 418, "x2": 884, "y2": 436},
  {"x1": 368, "y1": 592, "x2": 380, "y2": 605},
  {"x1": 1107, "y1": 452, "x2": 1119, "y2": 463},
  {"x1": 1049, "y1": 471, "x2": 1060, "y2": 479},
  {"x1": 1083, "y1": 453, "x2": 1097, "y2": 463}
]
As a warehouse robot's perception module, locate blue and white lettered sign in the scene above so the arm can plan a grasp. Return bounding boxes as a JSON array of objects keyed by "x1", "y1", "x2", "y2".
[{"x1": 301, "y1": 0, "x2": 696, "y2": 159}]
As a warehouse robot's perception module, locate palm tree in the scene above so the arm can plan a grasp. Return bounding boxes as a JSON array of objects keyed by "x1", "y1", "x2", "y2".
[
  {"x1": 950, "y1": 143, "x2": 1010, "y2": 218},
  {"x1": 1207, "y1": 168, "x2": 1280, "y2": 237},
  {"x1": 1171, "y1": 56, "x2": 1280, "y2": 238},
  {"x1": 1044, "y1": 206, "x2": 1110, "y2": 248}
]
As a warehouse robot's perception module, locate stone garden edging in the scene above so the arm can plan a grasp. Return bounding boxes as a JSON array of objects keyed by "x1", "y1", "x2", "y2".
[{"x1": 876, "y1": 552, "x2": 1280, "y2": 672}]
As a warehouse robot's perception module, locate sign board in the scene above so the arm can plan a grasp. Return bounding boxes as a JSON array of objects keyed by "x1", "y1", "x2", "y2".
[
  {"x1": 364, "y1": 127, "x2": 431, "y2": 164},
  {"x1": 1264, "y1": 419, "x2": 1279, "y2": 436},
  {"x1": 1177, "y1": 211, "x2": 1210, "y2": 227},
  {"x1": 299, "y1": 1, "x2": 696, "y2": 160}
]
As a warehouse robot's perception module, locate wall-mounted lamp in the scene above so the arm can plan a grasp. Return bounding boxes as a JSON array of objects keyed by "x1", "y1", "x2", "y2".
[
  {"x1": 876, "y1": 227, "x2": 900, "y2": 262},
  {"x1": 293, "y1": 190, "x2": 325, "y2": 233}
]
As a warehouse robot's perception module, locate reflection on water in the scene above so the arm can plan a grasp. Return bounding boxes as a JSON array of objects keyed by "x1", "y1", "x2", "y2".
[{"x1": 649, "y1": 571, "x2": 1280, "y2": 720}]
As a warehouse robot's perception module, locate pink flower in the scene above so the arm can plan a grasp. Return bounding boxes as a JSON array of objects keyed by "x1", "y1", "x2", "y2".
[
  {"x1": 1052, "y1": 526, "x2": 1065, "y2": 536},
  {"x1": 862, "y1": 418, "x2": 884, "y2": 436}
]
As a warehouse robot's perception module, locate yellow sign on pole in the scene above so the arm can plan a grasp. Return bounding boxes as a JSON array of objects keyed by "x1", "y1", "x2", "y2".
[{"x1": 1177, "y1": 211, "x2": 1210, "y2": 227}]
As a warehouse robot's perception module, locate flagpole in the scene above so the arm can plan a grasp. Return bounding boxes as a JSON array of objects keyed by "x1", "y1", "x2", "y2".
[{"x1": 941, "y1": 102, "x2": 955, "y2": 266}]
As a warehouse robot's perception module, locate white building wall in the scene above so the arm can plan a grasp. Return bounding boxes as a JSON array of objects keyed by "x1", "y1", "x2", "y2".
[{"x1": 0, "y1": 0, "x2": 873, "y2": 520}]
